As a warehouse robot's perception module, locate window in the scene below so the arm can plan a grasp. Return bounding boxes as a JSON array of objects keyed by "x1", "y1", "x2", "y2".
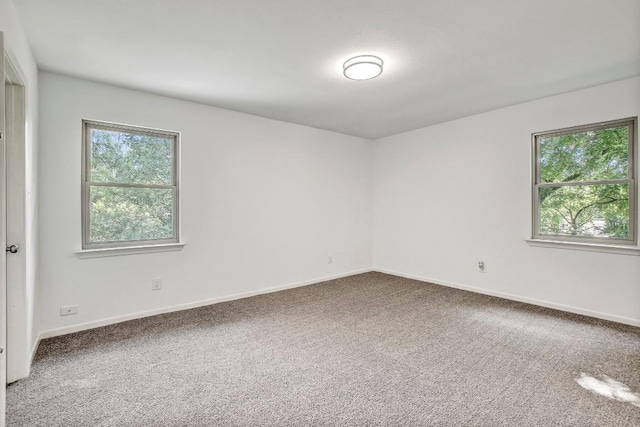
[
  {"x1": 82, "y1": 120, "x2": 180, "y2": 251},
  {"x1": 532, "y1": 117, "x2": 637, "y2": 247}
]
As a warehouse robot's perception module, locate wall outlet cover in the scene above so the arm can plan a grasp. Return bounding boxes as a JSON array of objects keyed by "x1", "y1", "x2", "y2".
[{"x1": 60, "y1": 305, "x2": 78, "y2": 316}]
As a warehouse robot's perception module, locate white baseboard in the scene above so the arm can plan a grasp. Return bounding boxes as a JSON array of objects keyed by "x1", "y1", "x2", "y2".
[
  {"x1": 36, "y1": 266, "x2": 639, "y2": 344},
  {"x1": 39, "y1": 268, "x2": 374, "y2": 340},
  {"x1": 374, "y1": 268, "x2": 640, "y2": 328}
]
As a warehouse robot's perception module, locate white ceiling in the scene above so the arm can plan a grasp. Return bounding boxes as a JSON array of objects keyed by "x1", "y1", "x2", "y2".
[{"x1": 14, "y1": 0, "x2": 640, "y2": 139}]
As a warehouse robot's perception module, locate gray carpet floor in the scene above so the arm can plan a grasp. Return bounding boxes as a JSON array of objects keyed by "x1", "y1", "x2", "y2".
[{"x1": 7, "y1": 272, "x2": 640, "y2": 426}]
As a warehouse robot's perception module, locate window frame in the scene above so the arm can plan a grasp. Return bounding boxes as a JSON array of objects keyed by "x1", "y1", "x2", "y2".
[
  {"x1": 81, "y1": 119, "x2": 181, "y2": 251},
  {"x1": 531, "y1": 117, "x2": 637, "y2": 247}
]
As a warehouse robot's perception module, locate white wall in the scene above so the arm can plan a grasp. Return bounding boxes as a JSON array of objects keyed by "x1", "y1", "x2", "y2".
[
  {"x1": 35, "y1": 68, "x2": 640, "y2": 337},
  {"x1": 38, "y1": 72, "x2": 372, "y2": 335},
  {"x1": 0, "y1": 0, "x2": 39, "y2": 374},
  {"x1": 373, "y1": 77, "x2": 640, "y2": 325}
]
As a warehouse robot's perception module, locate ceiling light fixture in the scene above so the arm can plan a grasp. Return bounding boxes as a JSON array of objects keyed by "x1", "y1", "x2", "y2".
[{"x1": 343, "y1": 55, "x2": 383, "y2": 80}]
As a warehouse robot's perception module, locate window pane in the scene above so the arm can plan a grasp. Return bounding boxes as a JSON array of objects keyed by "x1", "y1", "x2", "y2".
[
  {"x1": 90, "y1": 128, "x2": 173, "y2": 185},
  {"x1": 89, "y1": 186, "x2": 174, "y2": 243},
  {"x1": 539, "y1": 184, "x2": 629, "y2": 239},
  {"x1": 539, "y1": 125, "x2": 629, "y2": 183}
]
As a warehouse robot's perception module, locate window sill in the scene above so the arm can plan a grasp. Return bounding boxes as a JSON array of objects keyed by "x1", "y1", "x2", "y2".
[
  {"x1": 525, "y1": 239, "x2": 640, "y2": 256},
  {"x1": 76, "y1": 243, "x2": 185, "y2": 259}
]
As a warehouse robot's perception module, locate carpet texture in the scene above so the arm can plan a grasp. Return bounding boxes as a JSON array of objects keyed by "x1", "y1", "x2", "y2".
[{"x1": 7, "y1": 272, "x2": 640, "y2": 426}]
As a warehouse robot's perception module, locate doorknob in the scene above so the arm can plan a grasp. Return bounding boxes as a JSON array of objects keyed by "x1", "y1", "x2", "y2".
[{"x1": 6, "y1": 244, "x2": 18, "y2": 254}]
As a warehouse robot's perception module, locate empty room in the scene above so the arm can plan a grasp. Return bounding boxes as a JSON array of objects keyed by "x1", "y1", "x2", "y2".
[{"x1": 1, "y1": 0, "x2": 639, "y2": 425}]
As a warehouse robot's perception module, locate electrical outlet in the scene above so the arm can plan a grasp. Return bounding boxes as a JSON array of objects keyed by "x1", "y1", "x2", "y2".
[
  {"x1": 60, "y1": 305, "x2": 78, "y2": 316},
  {"x1": 478, "y1": 261, "x2": 485, "y2": 272},
  {"x1": 328, "y1": 254, "x2": 333, "y2": 264},
  {"x1": 152, "y1": 277, "x2": 162, "y2": 291}
]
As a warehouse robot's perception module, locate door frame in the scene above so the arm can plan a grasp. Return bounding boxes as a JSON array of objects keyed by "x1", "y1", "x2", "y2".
[
  {"x1": 4, "y1": 50, "x2": 28, "y2": 384},
  {"x1": 0, "y1": 30, "x2": 8, "y2": 427}
]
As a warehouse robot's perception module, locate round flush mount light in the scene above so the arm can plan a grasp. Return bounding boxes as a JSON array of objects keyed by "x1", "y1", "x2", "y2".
[{"x1": 343, "y1": 55, "x2": 383, "y2": 80}]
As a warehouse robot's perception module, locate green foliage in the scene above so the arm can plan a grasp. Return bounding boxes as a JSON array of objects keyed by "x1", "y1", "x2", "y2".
[
  {"x1": 538, "y1": 125, "x2": 630, "y2": 239},
  {"x1": 539, "y1": 184, "x2": 628, "y2": 238},
  {"x1": 90, "y1": 187, "x2": 174, "y2": 243},
  {"x1": 90, "y1": 129, "x2": 173, "y2": 185},
  {"x1": 88, "y1": 128, "x2": 175, "y2": 243}
]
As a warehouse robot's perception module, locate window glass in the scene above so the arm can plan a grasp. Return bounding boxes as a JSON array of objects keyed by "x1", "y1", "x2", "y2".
[
  {"x1": 89, "y1": 186, "x2": 174, "y2": 243},
  {"x1": 539, "y1": 126, "x2": 629, "y2": 183},
  {"x1": 90, "y1": 129, "x2": 173, "y2": 185},
  {"x1": 539, "y1": 184, "x2": 629, "y2": 239}
]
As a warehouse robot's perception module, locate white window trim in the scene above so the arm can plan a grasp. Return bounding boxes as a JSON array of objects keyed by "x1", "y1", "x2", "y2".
[
  {"x1": 525, "y1": 239, "x2": 640, "y2": 255},
  {"x1": 80, "y1": 119, "x2": 182, "y2": 254},
  {"x1": 76, "y1": 243, "x2": 185, "y2": 259},
  {"x1": 530, "y1": 117, "x2": 638, "y2": 252}
]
